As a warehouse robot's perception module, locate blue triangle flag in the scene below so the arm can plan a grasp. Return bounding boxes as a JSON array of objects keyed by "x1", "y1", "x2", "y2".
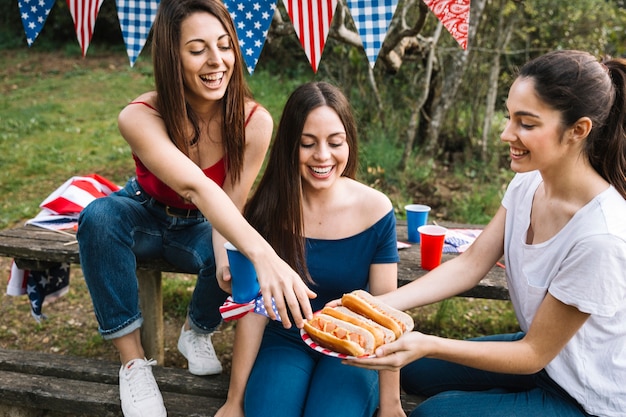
[
  {"x1": 346, "y1": 0, "x2": 399, "y2": 67},
  {"x1": 19, "y1": 0, "x2": 57, "y2": 47},
  {"x1": 223, "y1": 0, "x2": 277, "y2": 75},
  {"x1": 116, "y1": 0, "x2": 161, "y2": 67}
]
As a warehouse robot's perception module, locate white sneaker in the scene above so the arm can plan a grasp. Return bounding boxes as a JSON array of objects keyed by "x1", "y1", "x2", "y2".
[
  {"x1": 119, "y1": 358, "x2": 167, "y2": 417},
  {"x1": 177, "y1": 325, "x2": 223, "y2": 375}
]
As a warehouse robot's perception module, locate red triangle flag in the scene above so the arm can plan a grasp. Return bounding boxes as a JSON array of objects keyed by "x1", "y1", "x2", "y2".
[
  {"x1": 66, "y1": 0, "x2": 105, "y2": 57},
  {"x1": 423, "y1": 0, "x2": 470, "y2": 50},
  {"x1": 282, "y1": 0, "x2": 338, "y2": 73}
]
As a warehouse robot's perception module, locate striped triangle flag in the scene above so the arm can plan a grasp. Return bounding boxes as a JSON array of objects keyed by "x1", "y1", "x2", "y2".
[
  {"x1": 282, "y1": 0, "x2": 338, "y2": 73},
  {"x1": 223, "y1": 0, "x2": 276, "y2": 75},
  {"x1": 19, "y1": 0, "x2": 57, "y2": 47},
  {"x1": 346, "y1": 0, "x2": 398, "y2": 67},
  {"x1": 66, "y1": 0, "x2": 105, "y2": 57},
  {"x1": 116, "y1": 0, "x2": 161, "y2": 67}
]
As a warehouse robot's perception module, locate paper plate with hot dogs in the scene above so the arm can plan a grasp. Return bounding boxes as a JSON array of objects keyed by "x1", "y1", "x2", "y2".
[{"x1": 301, "y1": 290, "x2": 415, "y2": 359}]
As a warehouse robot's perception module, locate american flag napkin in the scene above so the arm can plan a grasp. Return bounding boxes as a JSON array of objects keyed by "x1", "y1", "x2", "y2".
[{"x1": 220, "y1": 294, "x2": 281, "y2": 322}]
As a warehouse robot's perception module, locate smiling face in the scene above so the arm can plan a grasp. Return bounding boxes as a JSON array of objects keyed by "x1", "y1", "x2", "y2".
[
  {"x1": 501, "y1": 77, "x2": 571, "y2": 173},
  {"x1": 179, "y1": 12, "x2": 235, "y2": 108},
  {"x1": 299, "y1": 106, "x2": 350, "y2": 192}
]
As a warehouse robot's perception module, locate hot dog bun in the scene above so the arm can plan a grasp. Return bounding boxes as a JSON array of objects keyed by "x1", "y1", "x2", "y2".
[
  {"x1": 303, "y1": 313, "x2": 375, "y2": 357},
  {"x1": 341, "y1": 290, "x2": 415, "y2": 339},
  {"x1": 321, "y1": 306, "x2": 395, "y2": 347}
]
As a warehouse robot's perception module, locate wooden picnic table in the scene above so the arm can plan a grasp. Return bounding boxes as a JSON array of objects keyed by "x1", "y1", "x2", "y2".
[
  {"x1": 0, "y1": 220, "x2": 509, "y2": 361},
  {"x1": 395, "y1": 220, "x2": 509, "y2": 300}
]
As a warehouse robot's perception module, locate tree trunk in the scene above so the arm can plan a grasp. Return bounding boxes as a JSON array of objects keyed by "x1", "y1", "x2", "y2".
[
  {"x1": 399, "y1": 23, "x2": 442, "y2": 170},
  {"x1": 480, "y1": 0, "x2": 517, "y2": 161},
  {"x1": 422, "y1": 0, "x2": 487, "y2": 156}
]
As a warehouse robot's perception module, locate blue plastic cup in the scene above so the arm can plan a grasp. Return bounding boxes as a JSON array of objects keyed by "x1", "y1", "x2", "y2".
[
  {"x1": 405, "y1": 204, "x2": 431, "y2": 243},
  {"x1": 224, "y1": 242, "x2": 260, "y2": 303}
]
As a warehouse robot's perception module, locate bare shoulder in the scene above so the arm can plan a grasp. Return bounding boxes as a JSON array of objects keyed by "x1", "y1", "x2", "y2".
[
  {"x1": 245, "y1": 101, "x2": 273, "y2": 129},
  {"x1": 346, "y1": 179, "x2": 393, "y2": 221},
  {"x1": 244, "y1": 101, "x2": 273, "y2": 148},
  {"x1": 118, "y1": 92, "x2": 158, "y2": 124}
]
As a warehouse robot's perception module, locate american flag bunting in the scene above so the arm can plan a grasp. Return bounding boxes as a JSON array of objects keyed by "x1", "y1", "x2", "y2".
[
  {"x1": 224, "y1": 0, "x2": 276, "y2": 75},
  {"x1": 116, "y1": 0, "x2": 160, "y2": 67},
  {"x1": 18, "y1": 0, "x2": 56, "y2": 47},
  {"x1": 423, "y1": 0, "x2": 470, "y2": 50},
  {"x1": 346, "y1": 0, "x2": 398, "y2": 67},
  {"x1": 282, "y1": 0, "x2": 338, "y2": 73},
  {"x1": 66, "y1": 0, "x2": 105, "y2": 57}
]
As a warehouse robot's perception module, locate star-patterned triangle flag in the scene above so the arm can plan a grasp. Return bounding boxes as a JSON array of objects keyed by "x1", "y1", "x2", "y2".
[
  {"x1": 223, "y1": 0, "x2": 276, "y2": 75},
  {"x1": 116, "y1": 0, "x2": 160, "y2": 67},
  {"x1": 346, "y1": 0, "x2": 398, "y2": 68},
  {"x1": 18, "y1": 0, "x2": 57, "y2": 47},
  {"x1": 423, "y1": 0, "x2": 470, "y2": 50},
  {"x1": 66, "y1": 0, "x2": 105, "y2": 57},
  {"x1": 282, "y1": 0, "x2": 338, "y2": 73}
]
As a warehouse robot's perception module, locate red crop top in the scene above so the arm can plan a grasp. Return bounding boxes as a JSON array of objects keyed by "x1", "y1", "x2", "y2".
[{"x1": 129, "y1": 101, "x2": 258, "y2": 209}]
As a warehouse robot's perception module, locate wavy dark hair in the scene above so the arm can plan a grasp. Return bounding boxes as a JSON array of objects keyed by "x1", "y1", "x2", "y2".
[
  {"x1": 244, "y1": 82, "x2": 358, "y2": 282},
  {"x1": 518, "y1": 50, "x2": 626, "y2": 198},
  {"x1": 150, "y1": 0, "x2": 252, "y2": 183}
]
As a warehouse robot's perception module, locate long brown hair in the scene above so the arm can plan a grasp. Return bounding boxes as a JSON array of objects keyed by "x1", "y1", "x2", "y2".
[
  {"x1": 150, "y1": 0, "x2": 251, "y2": 183},
  {"x1": 244, "y1": 82, "x2": 358, "y2": 282},
  {"x1": 518, "y1": 50, "x2": 626, "y2": 198}
]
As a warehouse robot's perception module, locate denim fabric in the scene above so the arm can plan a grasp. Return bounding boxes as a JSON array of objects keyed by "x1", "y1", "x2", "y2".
[
  {"x1": 244, "y1": 322, "x2": 379, "y2": 417},
  {"x1": 77, "y1": 177, "x2": 228, "y2": 339},
  {"x1": 401, "y1": 332, "x2": 592, "y2": 417}
]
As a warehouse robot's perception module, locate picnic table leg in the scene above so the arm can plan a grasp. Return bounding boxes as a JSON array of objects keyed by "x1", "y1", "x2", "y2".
[{"x1": 136, "y1": 269, "x2": 165, "y2": 364}]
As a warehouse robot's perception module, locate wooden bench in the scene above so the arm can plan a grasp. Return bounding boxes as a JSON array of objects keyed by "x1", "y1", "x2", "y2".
[
  {"x1": 0, "y1": 348, "x2": 424, "y2": 416},
  {"x1": 0, "y1": 225, "x2": 180, "y2": 365},
  {"x1": 0, "y1": 221, "x2": 508, "y2": 362}
]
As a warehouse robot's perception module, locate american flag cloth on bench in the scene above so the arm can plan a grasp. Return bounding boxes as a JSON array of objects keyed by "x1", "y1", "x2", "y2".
[
  {"x1": 5, "y1": 174, "x2": 119, "y2": 321},
  {"x1": 7, "y1": 261, "x2": 70, "y2": 323}
]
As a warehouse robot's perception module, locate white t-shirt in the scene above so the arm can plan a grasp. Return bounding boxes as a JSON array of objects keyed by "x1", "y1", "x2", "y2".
[{"x1": 502, "y1": 171, "x2": 626, "y2": 417}]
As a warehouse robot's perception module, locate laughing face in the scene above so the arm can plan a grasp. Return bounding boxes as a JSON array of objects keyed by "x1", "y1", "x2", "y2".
[
  {"x1": 299, "y1": 106, "x2": 350, "y2": 193},
  {"x1": 501, "y1": 77, "x2": 568, "y2": 173},
  {"x1": 179, "y1": 12, "x2": 235, "y2": 109}
]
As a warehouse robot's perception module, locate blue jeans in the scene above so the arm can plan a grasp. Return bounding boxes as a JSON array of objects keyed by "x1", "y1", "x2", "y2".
[
  {"x1": 401, "y1": 332, "x2": 592, "y2": 417},
  {"x1": 77, "y1": 177, "x2": 228, "y2": 339},
  {"x1": 244, "y1": 321, "x2": 380, "y2": 417}
]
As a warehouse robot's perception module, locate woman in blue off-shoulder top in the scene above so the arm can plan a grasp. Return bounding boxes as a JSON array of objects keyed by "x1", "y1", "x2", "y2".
[{"x1": 215, "y1": 81, "x2": 405, "y2": 417}]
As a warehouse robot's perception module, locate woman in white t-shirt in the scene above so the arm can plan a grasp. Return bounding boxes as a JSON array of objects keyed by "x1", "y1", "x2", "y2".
[{"x1": 347, "y1": 50, "x2": 626, "y2": 417}]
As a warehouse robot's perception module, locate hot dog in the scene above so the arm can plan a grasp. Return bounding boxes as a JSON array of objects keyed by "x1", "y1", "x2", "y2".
[
  {"x1": 341, "y1": 290, "x2": 414, "y2": 339},
  {"x1": 303, "y1": 291, "x2": 415, "y2": 356},
  {"x1": 320, "y1": 306, "x2": 395, "y2": 347},
  {"x1": 303, "y1": 313, "x2": 375, "y2": 357}
]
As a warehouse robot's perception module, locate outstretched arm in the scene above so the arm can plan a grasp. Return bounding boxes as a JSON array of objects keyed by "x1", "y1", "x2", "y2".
[
  {"x1": 377, "y1": 206, "x2": 508, "y2": 312},
  {"x1": 348, "y1": 292, "x2": 589, "y2": 375},
  {"x1": 118, "y1": 98, "x2": 315, "y2": 328}
]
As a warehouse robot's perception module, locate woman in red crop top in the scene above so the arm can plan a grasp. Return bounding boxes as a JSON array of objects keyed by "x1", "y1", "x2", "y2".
[{"x1": 76, "y1": 2, "x2": 315, "y2": 416}]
